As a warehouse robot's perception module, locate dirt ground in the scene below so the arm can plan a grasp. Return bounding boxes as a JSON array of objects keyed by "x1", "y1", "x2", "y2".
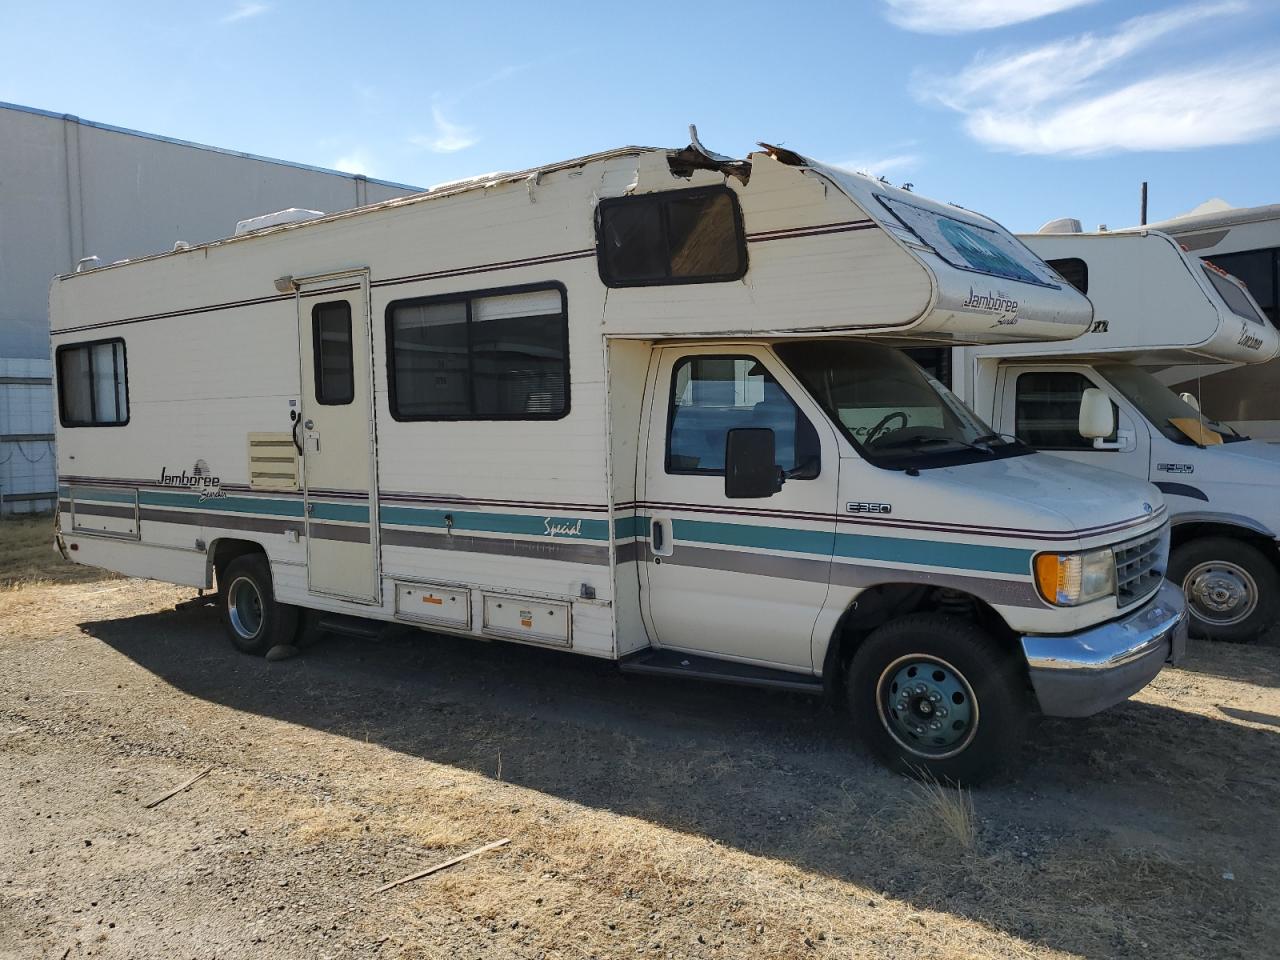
[{"x1": 2, "y1": 515, "x2": 1279, "y2": 959}]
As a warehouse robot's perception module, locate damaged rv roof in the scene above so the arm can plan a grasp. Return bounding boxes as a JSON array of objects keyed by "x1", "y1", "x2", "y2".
[{"x1": 56, "y1": 136, "x2": 898, "y2": 280}]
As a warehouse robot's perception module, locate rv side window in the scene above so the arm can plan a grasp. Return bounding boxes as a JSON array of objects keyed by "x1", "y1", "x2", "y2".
[
  {"x1": 597, "y1": 187, "x2": 747, "y2": 287},
  {"x1": 1046, "y1": 257, "x2": 1088, "y2": 295},
  {"x1": 312, "y1": 301, "x2": 354, "y2": 405},
  {"x1": 56, "y1": 338, "x2": 129, "y2": 427},
  {"x1": 1207, "y1": 248, "x2": 1278, "y2": 326},
  {"x1": 1014, "y1": 371, "x2": 1116, "y2": 450},
  {"x1": 666, "y1": 355, "x2": 819, "y2": 477},
  {"x1": 387, "y1": 283, "x2": 568, "y2": 421},
  {"x1": 1202, "y1": 264, "x2": 1267, "y2": 325}
]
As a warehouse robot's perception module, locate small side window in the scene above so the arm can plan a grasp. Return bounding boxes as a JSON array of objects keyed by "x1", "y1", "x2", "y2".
[
  {"x1": 1014, "y1": 371, "x2": 1116, "y2": 450},
  {"x1": 666, "y1": 355, "x2": 819, "y2": 477},
  {"x1": 56, "y1": 338, "x2": 129, "y2": 427},
  {"x1": 1046, "y1": 257, "x2": 1088, "y2": 295},
  {"x1": 312, "y1": 301, "x2": 354, "y2": 405},
  {"x1": 597, "y1": 187, "x2": 747, "y2": 287}
]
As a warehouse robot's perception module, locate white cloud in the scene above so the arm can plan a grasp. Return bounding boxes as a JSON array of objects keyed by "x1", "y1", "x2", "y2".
[
  {"x1": 922, "y1": 2, "x2": 1244, "y2": 112},
  {"x1": 410, "y1": 105, "x2": 478, "y2": 154},
  {"x1": 916, "y1": 1, "x2": 1276, "y2": 154},
  {"x1": 833, "y1": 153, "x2": 922, "y2": 177},
  {"x1": 221, "y1": 2, "x2": 269, "y2": 24},
  {"x1": 330, "y1": 149, "x2": 373, "y2": 175},
  {"x1": 965, "y1": 60, "x2": 1280, "y2": 154},
  {"x1": 883, "y1": 0, "x2": 1099, "y2": 33}
]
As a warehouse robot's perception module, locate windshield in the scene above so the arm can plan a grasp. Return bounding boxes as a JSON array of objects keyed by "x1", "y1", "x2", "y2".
[
  {"x1": 776, "y1": 341, "x2": 1032, "y2": 470},
  {"x1": 1097, "y1": 363, "x2": 1247, "y2": 444}
]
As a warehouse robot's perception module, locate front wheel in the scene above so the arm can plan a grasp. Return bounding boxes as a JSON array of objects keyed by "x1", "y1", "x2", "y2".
[
  {"x1": 217, "y1": 554, "x2": 299, "y2": 655},
  {"x1": 1169, "y1": 537, "x2": 1279, "y2": 642},
  {"x1": 847, "y1": 614, "x2": 1028, "y2": 783}
]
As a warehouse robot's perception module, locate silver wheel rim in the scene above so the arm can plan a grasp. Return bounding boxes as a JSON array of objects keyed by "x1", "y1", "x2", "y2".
[
  {"x1": 1183, "y1": 561, "x2": 1258, "y2": 627},
  {"x1": 227, "y1": 576, "x2": 265, "y2": 640},
  {"x1": 876, "y1": 654, "x2": 980, "y2": 760}
]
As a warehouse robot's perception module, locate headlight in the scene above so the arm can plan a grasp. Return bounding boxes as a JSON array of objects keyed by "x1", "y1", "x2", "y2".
[{"x1": 1034, "y1": 548, "x2": 1117, "y2": 606}]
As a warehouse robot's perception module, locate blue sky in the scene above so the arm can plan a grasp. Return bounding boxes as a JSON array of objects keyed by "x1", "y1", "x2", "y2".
[{"x1": 3, "y1": 0, "x2": 1278, "y2": 232}]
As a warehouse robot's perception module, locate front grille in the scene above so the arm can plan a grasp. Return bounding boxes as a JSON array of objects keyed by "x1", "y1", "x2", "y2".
[{"x1": 1114, "y1": 529, "x2": 1167, "y2": 607}]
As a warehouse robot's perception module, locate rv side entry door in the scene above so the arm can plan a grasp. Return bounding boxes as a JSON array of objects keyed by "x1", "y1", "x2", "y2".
[{"x1": 295, "y1": 270, "x2": 382, "y2": 603}]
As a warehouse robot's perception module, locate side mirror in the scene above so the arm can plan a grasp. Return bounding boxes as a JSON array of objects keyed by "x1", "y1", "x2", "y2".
[
  {"x1": 1178, "y1": 391, "x2": 1201, "y2": 413},
  {"x1": 1078, "y1": 388, "x2": 1116, "y2": 440},
  {"x1": 725, "y1": 428, "x2": 784, "y2": 499}
]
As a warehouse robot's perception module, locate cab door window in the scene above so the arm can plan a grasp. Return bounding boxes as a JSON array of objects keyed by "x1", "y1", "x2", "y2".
[
  {"x1": 1014, "y1": 371, "x2": 1117, "y2": 449},
  {"x1": 666, "y1": 355, "x2": 819, "y2": 477}
]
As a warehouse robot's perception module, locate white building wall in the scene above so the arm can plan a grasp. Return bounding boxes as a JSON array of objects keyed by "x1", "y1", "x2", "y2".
[{"x1": 0, "y1": 101, "x2": 422, "y2": 512}]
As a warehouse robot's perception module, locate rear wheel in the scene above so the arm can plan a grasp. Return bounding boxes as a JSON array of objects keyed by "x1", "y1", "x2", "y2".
[
  {"x1": 1169, "y1": 537, "x2": 1278, "y2": 642},
  {"x1": 217, "y1": 554, "x2": 299, "y2": 655},
  {"x1": 847, "y1": 614, "x2": 1027, "y2": 783}
]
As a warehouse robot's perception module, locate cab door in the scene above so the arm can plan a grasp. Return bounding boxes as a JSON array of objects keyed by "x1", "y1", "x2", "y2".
[
  {"x1": 994, "y1": 363, "x2": 1150, "y2": 480},
  {"x1": 295, "y1": 270, "x2": 381, "y2": 603},
  {"x1": 637, "y1": 345, "x2": 839, "y2": 669}
]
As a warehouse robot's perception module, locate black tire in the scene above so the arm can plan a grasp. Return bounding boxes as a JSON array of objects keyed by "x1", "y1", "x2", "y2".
[
  {"x1": 847, "y1": 613, "x2": 1028, "y2": 784},
  {"x1": 217, "y1": 554, "x2": 299, "y2": 655},
  {"x1": 1168, "y1": 537, "x2": 1279, "y2": 643}
]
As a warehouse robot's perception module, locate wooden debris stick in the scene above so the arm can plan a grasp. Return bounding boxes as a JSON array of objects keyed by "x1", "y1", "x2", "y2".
[
  {"x1": 144, "y1": 766, "x2": 213, "y2": 809},
  {"x1": 373, "y1": 838, "x2": 511, "y2": 894}
]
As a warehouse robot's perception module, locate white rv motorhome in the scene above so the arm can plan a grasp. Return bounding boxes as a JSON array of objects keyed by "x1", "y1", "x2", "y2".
[
  {"x1": 952, "y1": 229, "x2": 1280, "y2": 641},
  {"x1": 51, "y1": 137, "x2": 1186, "y2": 781},
  {"x1": 1150, "y1": 203, "x2": 1280, "y2": 440}
]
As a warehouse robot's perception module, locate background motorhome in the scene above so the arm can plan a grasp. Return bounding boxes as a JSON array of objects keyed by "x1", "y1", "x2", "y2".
[
  {"x1": 51, "y1": 139, "x2": 1186, "y2": 780},
  {"x1": 1140, "y1": 203, "x2": 1280, "y2": 440},
  {"x1": 952, "y1": 229, "x2": 1280, "y2": 641}
]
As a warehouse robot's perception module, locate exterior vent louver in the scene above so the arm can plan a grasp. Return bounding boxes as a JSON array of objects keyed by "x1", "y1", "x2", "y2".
[{"x1": 247, "y1": 432, "x2": 299, "y2": 491}]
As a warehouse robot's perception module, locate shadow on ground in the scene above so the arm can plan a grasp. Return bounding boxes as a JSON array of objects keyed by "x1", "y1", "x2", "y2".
[{"x1": 81, "y1": 602, "x2": 1279, "y2": 959}]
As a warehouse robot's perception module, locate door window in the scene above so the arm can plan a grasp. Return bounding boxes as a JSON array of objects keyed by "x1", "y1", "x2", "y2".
[
  {"x1": 312, "y1": 301, "x2": 355, "y2": 405},
  {"x1": 1014, "y1": 371, "x2": 1116, "y2": 449},
  {"x1": 666, "y1": 355, "x2": 819, "y2": 477}
]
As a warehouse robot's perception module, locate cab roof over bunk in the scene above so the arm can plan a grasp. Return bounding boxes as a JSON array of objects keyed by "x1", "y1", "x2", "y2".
[
  {"x1": 52, "y1": 134, "x2": 1092, "y2": 346},
  {"x1": 1002, "y1": 230, "x2": 1280, "y2": 366}
]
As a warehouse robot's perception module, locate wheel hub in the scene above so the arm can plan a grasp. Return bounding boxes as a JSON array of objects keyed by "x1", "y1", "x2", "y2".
[
  {"x1": 228, "y1": 576, "x2": 265, "y2": 640},
  {"x1": 1184, "y1": 561, "x2": 1258, "y2": 626},
  {"x1": 879, "y1": 656, "x2": 978, "y2": 759}
]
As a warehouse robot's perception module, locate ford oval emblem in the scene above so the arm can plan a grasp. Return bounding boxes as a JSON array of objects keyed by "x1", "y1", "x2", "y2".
[{"x1": 1143, "y1": 502, "x2": 1153, "y2": 514}]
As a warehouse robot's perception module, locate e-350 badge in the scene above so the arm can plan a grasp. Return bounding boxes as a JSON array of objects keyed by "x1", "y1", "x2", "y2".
[{"x1": 846, "y1": 502, "x2": 892, "y2": 514}]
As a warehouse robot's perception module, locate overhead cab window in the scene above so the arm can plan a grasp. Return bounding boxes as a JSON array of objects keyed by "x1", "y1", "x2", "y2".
[
  {"x1": 57, "y1": 338, "x2": 129, "y2": 426},
  {"x1": 1046, "y1": 257, "x2": 1088, "y2": 294},
  {"x1": 387, "y1": 283, "x2": 568, "y2": 421},
  {"x1": 597, "y1": 187, "x2": 747, "y2": 287}
]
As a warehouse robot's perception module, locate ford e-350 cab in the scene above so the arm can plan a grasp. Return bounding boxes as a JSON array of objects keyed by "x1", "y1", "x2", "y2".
[{"x1": 50, "y1": 136, "x2": 1185, "y2": 780}]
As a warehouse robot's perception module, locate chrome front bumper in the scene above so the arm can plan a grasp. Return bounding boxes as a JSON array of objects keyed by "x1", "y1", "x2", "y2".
[{"x1": 1020, "y1": 580, "x2": 1188, "y2": 718}]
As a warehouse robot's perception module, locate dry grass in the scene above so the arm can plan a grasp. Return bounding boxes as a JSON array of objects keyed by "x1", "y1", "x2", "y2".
[
  {"x1": 910, "y1": 773, "x2": 978, "y2": 851},
  {"x1": 0, "y1": 513, "x2": 115, "y2": 588}
]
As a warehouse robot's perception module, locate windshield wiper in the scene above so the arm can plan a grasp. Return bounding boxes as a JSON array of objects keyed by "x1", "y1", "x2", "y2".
[{"x1": 876, "y1": 434, "x2": 994, "y2": 454}]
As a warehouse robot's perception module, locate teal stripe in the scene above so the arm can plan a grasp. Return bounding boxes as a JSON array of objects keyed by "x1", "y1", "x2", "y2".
[
  {"x1": 140, "y1": 490, "x2": 305, "y2": 517},
  {"x1": 834, "y1": 532, "x2": 1031, "y2": 575},
  {"x1": 613, "y1": 515, "x2": 644, "y2": 539},
  {"x1": 673, "y1": 518, "x2": 834, "y2": 555},
  {"x1": 381, "y1": 505, "x2": 609, "y2": 541},
  {"x1": 68, "y1": 486, "x2": 137, "y2": 505},
  {"x1": 663, "y1": 516, "x2": 1031, "y2": 576},
  {"x1": 310, "y1": 501, "x2": 370, "y2": 523}
]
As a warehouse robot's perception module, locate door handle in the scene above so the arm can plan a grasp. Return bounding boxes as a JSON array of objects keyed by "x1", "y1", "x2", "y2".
[{"x1": 650, "y1": 517, "x2": 674, "y2": 558}]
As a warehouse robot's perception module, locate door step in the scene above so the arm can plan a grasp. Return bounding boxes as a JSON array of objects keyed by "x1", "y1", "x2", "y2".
[
  {"x1": 316, "y1": 614, "x2": 385, "y2": 640},
  {"x1": 619, "y1": 649, "x2": 823, "y2": 695}
]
